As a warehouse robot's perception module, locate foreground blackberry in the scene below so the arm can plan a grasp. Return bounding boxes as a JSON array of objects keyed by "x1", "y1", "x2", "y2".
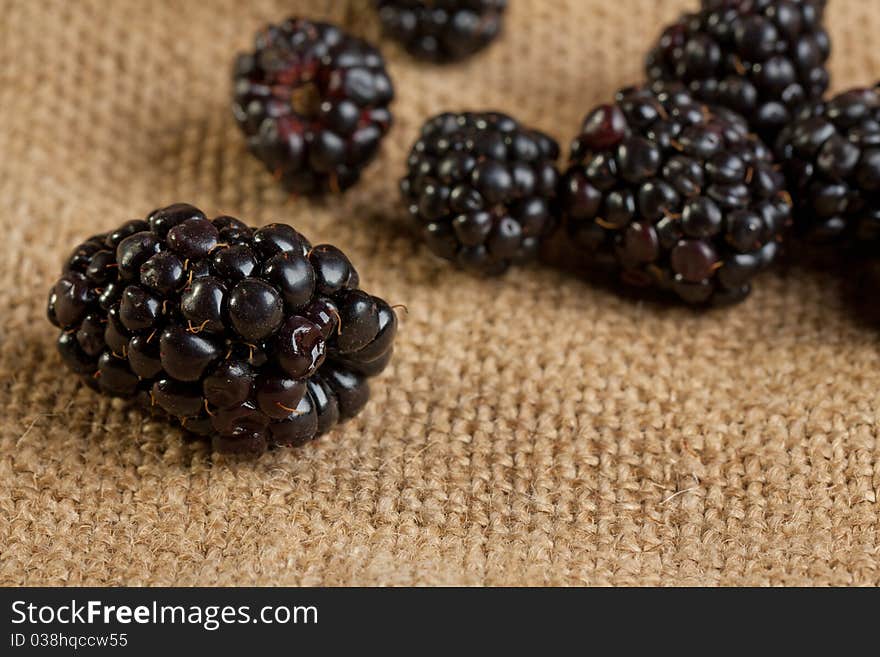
[
  {"x1": 401, "y1": 111, "x2": 559, "y2": 275},
  {"x1": 233, "y1": 18, "x2": 394, "y2": 195},
  {"x1": 646, "y1": 0, "x2": 830, "y2": 145},
  {"x1": 375, "y1": 0, "x2": 506, "y2": 62},
  {"x1": 775, "y1": 85, "x2": 880, "y2": 245},
  {"x1": 47, "y1": 204, "x2": 397, "y2": 454},
  {"x1": 560, "y1": 84, "x2": 790, "y2": 305}
]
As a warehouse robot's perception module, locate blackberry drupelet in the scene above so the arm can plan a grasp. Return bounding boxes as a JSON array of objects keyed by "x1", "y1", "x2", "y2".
[
  {"x1": 375, "y1": 0, "x2": 506, "y2": 63},
  {"x1": 560, "y1": 83, "x2": 790, "y2": 305},
  {"x1": 775, "y1": 84, "x2": 880, "y2": 245},
  {"x1": 233, "y1": 18, "x2": 394, "y2": 195},
  {"x1": 47, "y1": 204, "x2": 397, "y2": 454},
  {"x1": 646, "y1": 0, "x2": 830, "y2": 145},
  {"x1": 401, "y1": 111, "x2": 559, "y2": 275}
]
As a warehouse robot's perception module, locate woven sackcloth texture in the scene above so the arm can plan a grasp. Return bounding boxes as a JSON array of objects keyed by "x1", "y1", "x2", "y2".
[{"x1": 2, "y1": 0, "x2": 880, "y2": 587}]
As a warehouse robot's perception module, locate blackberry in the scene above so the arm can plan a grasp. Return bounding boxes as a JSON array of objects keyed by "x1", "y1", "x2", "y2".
[
  {"x1": 559, "y1": 83, "x2": 790, "y2": 305},
  {"x1": 775, "y1": 84, "x2": 880, "y2": 245},
  {"x1": 401, "y1": 111, "x2": 559, "y2": 275},
  {"x1": 646, "y1": 0, "x2": 830, "y2": 145},
  {"x1": 47, "y1": 204, "x2": 397, "y2": 454},
  {"x1": 233, "y1": 18, "x2": 394, "y2": 195},
  {"x1": 375, "y1": 0, "x2": 506, "y2": 63}
]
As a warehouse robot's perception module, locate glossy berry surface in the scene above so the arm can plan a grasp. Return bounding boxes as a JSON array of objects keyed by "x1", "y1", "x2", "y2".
[
  {"x1": 560, "y1": 83, "x2": 790, "y2": 305},
  {"x1": 401, "y1": 111, "x2": 559, "y2": 275},
  {"x1": 232, "y1": 18, "x2": 394, "y2": 195},
  {"x1": 376, "y1": 0, "x2": 506, "y2": 63},
  {"x1": 646, "y1": 0, "x2": 830, "y2": 145},
  {"x1": 47, "y1": 204, "x2": 398, "y2": 454},
  {"x1": 775, "y1": 84, "x2": 880, "y2": 245}
]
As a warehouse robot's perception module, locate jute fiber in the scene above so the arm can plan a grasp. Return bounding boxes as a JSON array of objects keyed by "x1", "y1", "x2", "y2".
[{"x1": 2, "y1": 0, "x2": 880, "y2": 586}]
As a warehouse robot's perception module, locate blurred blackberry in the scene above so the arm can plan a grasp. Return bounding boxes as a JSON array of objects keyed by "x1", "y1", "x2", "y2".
[
  {"x1": 233, "y1": 18, "x2": 394, "y2": 195},
  {"x1": 401, "y1": 111, "x2": 559, "y2": 275},
  {"x1": 376, "y1": 0, "x2": 506, "y2": 62},
  {"x1": 646, "y1": 0, "x2": 830, "y2": 145},
  {"x1": 560, "y1": 83, "x2": 790, "y2": 305},
  {"x1": 775, "y1": 85, "x2": 880, "y2": 245},
  {"x1": 47, "y1": 203, "x2": 397, "y2": 455}
]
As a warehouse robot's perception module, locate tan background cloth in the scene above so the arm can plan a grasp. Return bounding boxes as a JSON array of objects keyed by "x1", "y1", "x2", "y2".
[{"x1": 2, "y1": 0, "x2": 880, "y2": 586}]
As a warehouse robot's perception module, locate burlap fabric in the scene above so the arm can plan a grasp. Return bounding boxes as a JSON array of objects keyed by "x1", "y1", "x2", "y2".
[{"x1": 2, "y1": 0, "x2": 880, "y2": 587}]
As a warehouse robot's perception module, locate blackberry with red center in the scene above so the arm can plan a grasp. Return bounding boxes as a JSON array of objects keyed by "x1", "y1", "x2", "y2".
[
  {"x1": 775, "y1": 84, "x2": 880, "y2": 245},
  {"x1": 47, "y1": 203, "x2": 397, "y2": 454},
  {"x1": 560, "y1": 84, "x2": 790, "y2": 305},
  {"x1": 401, "y1": 111, "x2": 559, "y2": 275},
  {"x1": 233, "y1": 18, "x2": 394, "y2": 195},
  {"x1": 375, "y1": 0, "x2": 506, "y2": 63},
  {"x1": 646, "y1": 0, "x2": 830, "y2": 145}
]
